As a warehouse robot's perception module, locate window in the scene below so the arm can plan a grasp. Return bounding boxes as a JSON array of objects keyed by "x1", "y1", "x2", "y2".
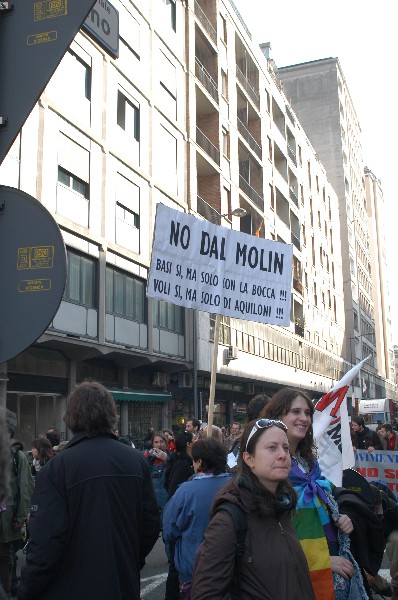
[
  {"x1": 58, "y1": 167, "x2": 88, "y2": 199},
  {"x1": 221, "y1": 70, "x2": 228, "y2": 98},
  {"x1": 106, "y1": 267, "x2": 145, "y2": 323},
  {"x1": 159, "y1": 51, "x2": 177, "y2": 119},
  {"x1": 220, "y1": 14, "x2": 227, "y2": 43},
  {"x1": 117, "y1": 91, "x2": 140, "y2": 141},
  {"x1": 153, "y1": 299, "x2": 184, "y2": 334},
  {"x1": 265, "y1": 89, "x2": 271, "y2": 113},
  {"x1": 161, "y1": 0, "x2": 176, "y2": 31},
  {"x1": 115, "y1": 173, "x2": 140, "y2": 252},
  {"x1": 64, "y1": 249, "x2": 96, "y2": 307},
  {"x1": 222, "y1": 127, "x2": 229, "y2": 158}
]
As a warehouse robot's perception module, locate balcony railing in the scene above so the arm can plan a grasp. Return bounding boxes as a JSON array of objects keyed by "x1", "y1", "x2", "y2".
[
  {"x1": 194, "y1": 0, "x2": 217, "y2": 43},
  {"x1": 195, "y1": 58, "x2": 219, "y2": 103},
  {"x1": 239, "y1": 175, "x2": 263, "y2": 209},
  {"x1": 236, "y1": 65, "x2": 260, "y2": 109},
  {"x1": 237, "y1": 118, "x2": 262, "y2": 159},
  {"x1": 197, "y1": 196, "x2": 221, "y2": 224},
  {"x1": 196, "y1": 127, "x2": 220, "y2": 165}
]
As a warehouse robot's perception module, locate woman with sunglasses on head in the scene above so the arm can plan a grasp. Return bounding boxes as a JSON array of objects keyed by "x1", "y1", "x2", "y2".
[
  {"x1": 262, "y1": 388, "x2": 367, "y2": 600},
  {"x1": 191, "y1": 419, "x2": 315, "y2": 600}
]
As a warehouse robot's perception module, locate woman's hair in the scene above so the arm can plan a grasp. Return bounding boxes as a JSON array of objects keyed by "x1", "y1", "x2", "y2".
[
  {"x1": 175, "y1": 431, "x2": 193, "y2": 453},
  {"x1": 261, "y1": 387, "x2": 316, "y2": 468},
  {"x1": 191, "y1": 438, "x2": 227, "y2": 475},
  {"x1": 238, "y1": 420, "x2": 296, "y2": 515},
  {"x1": 32, "y1": 437, "x2": 55, "y2": 465},
  {"x1": 64, "y1": 380, "x2": 117, "y2": 437},
  {"x1": 151, "y1": 431, "x2": 167, "y2": 445}
]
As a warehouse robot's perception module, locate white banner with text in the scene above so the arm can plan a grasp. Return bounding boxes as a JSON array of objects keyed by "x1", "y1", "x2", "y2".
[{"x1": 147, "y1": 204, "x2": 293, "y2": 325}]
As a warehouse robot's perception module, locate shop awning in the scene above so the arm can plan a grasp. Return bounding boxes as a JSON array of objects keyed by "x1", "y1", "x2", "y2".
[{"x1": 110, "y1": 389, "x2": 172, "y2": 403}]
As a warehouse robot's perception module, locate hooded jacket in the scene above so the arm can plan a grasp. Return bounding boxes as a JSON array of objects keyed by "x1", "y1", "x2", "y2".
[
  {"x1": 191, "y1": 477, "x2": 316, "y2": 600},
  {"x1": 17, "y1": 433, "x2": 160, "y2": 600}
]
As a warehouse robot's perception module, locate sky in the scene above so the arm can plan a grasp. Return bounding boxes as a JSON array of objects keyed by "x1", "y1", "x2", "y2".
[{"x1": 236, "y1": 0, "x2": 398, "y2": 343}]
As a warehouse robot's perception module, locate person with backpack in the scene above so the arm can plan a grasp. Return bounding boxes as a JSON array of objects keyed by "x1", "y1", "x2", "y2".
[
  {"x1": 162, "y1": 438, "x2": 231, "y2": 600},
  {"x1": 191, "y1": 418, "x2": 315, "y2": 600}
]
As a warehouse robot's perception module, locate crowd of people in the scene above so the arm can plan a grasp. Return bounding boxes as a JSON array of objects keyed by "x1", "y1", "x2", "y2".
[{"x1": 0, "y1": 383, "x2": 397, "y2": 599}]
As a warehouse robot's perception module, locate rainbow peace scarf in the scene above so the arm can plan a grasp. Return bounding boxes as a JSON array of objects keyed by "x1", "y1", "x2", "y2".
[{"x1": 289, "y1": 459, "x2": 335, "y2": 600}]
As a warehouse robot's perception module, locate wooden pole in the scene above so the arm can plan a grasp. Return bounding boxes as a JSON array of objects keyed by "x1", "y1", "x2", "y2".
[{"x1": 207, "y1": 314, "x2": 220, "y2": 437}]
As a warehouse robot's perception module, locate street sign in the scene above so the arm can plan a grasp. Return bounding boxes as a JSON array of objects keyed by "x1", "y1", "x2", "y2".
[
  {"x1": 82, "y1": 0, "x2": 119, "y2": 59},
  {"x1": 0, "y1": 186, "x2": 67, "y2": 363},
  {"x1": 0, "y1": 0, "x2": 97, "y2": 166}
]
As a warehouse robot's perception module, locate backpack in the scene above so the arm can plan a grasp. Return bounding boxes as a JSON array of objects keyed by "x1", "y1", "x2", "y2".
[{"x1": 182, "y1": 501, "x2": 247, "y2": 600}]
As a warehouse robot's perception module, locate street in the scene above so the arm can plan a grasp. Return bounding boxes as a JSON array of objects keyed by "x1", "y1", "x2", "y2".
[{"x1": 140, "y1": 537, "x2": 168, "y2": 600}]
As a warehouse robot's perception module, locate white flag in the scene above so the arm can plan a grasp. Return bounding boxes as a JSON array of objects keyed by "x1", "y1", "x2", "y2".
[{"x1": 313, "y1": 356, "x2": 370, "y2": 486}]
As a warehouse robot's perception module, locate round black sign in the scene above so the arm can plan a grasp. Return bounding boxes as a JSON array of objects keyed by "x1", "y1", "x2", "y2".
[{"x1": 0, "y1": 186, "x2": 67, "y2": 363}]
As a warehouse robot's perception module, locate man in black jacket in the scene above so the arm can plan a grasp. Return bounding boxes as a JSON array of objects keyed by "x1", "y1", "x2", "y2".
[
  {"x1": 351, "y1": 416, "x2": 382, "y2": 452},
  {"x1": 17, "y1": 381, "x2": 160, "y2": 600}
]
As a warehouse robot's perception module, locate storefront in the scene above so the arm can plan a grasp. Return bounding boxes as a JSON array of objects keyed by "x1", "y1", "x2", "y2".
[{"x1": 110, "y1": 389, "x2": 173, "y2": 448}]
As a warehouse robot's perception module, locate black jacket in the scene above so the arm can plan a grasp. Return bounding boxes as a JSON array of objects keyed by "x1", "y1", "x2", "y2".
[
  {"x1": 164, "y1": 452, "x2": 194, "y2": 499},
  {"x1": 17, "y1": 433, "x2": 160, "y2": 600},
  {"x1": 334, "y1": 488, "x2": 385, "y2": 576}
]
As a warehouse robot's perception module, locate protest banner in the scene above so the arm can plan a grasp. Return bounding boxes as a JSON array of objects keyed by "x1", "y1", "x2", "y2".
[
  {"x1": 147, "y1": 204, "x2": 293, "y2": 326},
  {"x1": 355, "y1": 449, "x2": 398, "y2": 499},
  {"x1": 313, "y1": 356, "x2": 370, "y2": 486}
]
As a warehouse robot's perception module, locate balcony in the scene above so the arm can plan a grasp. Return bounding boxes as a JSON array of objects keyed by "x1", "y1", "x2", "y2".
[
  {"x1": 194, "y1": 0, "x2": 216, "y2": 43},
  {"x1": 294, "y1": 318, "x2": 305, "y2": 337},
  {"x1": 196, "y1": 127, "x2": 220, "y2": 165},
  {"x1": 237, "y1": 118, "x2": 262, "y2": 159},
  {"x1": 293, "y1": 278, "x2": 303, "y2": 295},
  {"x1": 291, "y1": 232, "x2": 301, "y2": 251},
  {"x1": 197, "y1": 196, "x2": 221, "y2": 224},
  {"x1": 236, "y1": 65, "x2": 260, "y2": 109},
  {"x1": 287, "y1": 143, "x2": 297, "y2": 166},
  {"x1": 239, "y1": 175, "x2": 263, "y2": 209},
  {"x1": 195, "y1": 58, "x2": 218, "y2": 103}
]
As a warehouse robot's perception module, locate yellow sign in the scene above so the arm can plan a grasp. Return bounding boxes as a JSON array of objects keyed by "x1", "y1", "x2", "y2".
[
  {"x1": 17, "y1": 246, "x2": 54, "y2": 270},
  {"x1": 27, "y1": 31, "x2": 58, "y2": 45},
  {"x1": 34, "y1": 0, "x2": 68, "y2": 20},
  {"x1": 18, "y1": 279, "x2": 52, "y2": 292}
]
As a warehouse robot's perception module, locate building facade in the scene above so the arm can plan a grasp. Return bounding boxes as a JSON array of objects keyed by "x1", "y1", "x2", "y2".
[
  {"x1": 0, "y1": 0, "x2": 376, "y2": 446},
  {"x1": 277, "y1": 57, "x2": 396, "y2": 408}
]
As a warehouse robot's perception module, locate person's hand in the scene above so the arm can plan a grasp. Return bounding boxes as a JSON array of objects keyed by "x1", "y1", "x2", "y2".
[
  {"x1": 336, "y1": 514, "x2": 353, "y2": 535},
  {"x1": 330, "y1": 556, "x2": 354, "y2": 579},
  {"x1": 364, "y1": 570, "x2": 374, "y2": 586},
  {"x1": 352, "y1": 446, "x2": 356, "y2": 452},
  {"x1": 153, "y1": 449, "x2": 167, "y2": 461},
  {"x1": 367, "y1": 446, "x2": 375, "y2": 452}
]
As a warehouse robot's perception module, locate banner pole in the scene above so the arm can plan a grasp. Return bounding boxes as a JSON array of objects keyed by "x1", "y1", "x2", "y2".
[{"x1": 207, "y1": 314, "x2": 220, "y2": 437}]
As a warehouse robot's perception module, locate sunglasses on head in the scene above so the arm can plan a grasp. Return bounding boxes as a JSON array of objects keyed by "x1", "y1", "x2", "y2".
[{"x1": 245, "y1": 418, "x2": 288, "y2": 452}]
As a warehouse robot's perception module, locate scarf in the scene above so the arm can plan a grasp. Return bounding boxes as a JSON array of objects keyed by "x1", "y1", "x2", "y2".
[{"x1": 290, "y1": 458, "x2": 368, "y2": 600}]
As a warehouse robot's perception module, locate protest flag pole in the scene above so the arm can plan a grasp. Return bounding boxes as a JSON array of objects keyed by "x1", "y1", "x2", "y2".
[{"x1": 206, "y1": 313, "x2": 221, "y2": 436}]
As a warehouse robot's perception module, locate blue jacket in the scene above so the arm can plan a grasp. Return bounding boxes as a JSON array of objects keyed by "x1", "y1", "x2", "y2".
[{"x1": 163, "y1": 473, "x2": 232, "y2": 582}]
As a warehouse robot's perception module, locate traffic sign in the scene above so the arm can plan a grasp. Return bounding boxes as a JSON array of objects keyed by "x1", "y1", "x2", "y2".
[
  {"x1": 0, "y1": 0, "x2": 97, "y2": 166},
  {"x1": 0, "y1": 186, "x2": 67, "y2": 363}
]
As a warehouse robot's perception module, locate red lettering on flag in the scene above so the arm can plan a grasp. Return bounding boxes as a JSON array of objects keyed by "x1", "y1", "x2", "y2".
[{"x1": 315, "y1": 386, "x2": 349, "y2": 417}]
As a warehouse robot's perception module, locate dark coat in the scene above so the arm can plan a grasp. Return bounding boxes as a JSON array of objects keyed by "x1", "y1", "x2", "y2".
[
  {"x1": 334, "y1": 488, "x2": 385, "y2": 576},
  {"x1": 164, "y1": 452, "x2": 193, "y2": 499},
  {"x1": 17, "y1": 433, "x2": 160, "y2": 600},
  {"x1": 351, "y1": 426, "x2": 382, "y2": 450},
  {"x1": 192, "y1": 478, "x2": 316, "y2": 600}
]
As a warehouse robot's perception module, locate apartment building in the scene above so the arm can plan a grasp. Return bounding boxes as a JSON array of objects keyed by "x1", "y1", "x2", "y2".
[
  {"x1": 277, "y1": 57, "x2": 396, "y2": 405},
  {"x1": 0, "y1": 0, "x2": 354, "y2": 445}
]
